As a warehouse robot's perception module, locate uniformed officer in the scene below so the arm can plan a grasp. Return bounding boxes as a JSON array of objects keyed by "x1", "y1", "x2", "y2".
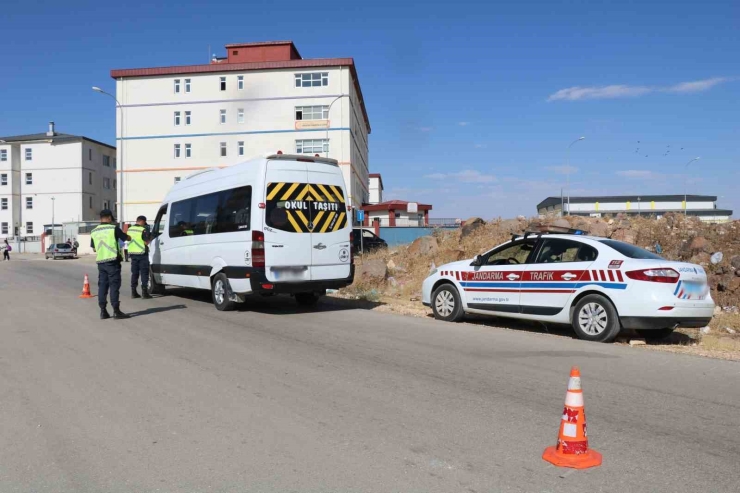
[
  {"x1": 90, "y1": 209, "x2": 131, "y2": 320},
  {"x1": 128, "y1": 215, "x2": 153, "y2": 299}
]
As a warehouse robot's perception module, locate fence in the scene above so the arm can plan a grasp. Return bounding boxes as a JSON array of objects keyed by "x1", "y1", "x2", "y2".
[{"x1": 371, "y1": 217, "x2": 461, "y2": 228}]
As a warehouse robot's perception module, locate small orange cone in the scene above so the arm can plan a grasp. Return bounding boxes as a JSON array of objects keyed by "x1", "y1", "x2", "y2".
[
  {"x1": 542, "y1": 366, "x2": 602, "y2": 469},
  {"x1": 79, "y1": 274, "x2": 93, "y2": 299}
]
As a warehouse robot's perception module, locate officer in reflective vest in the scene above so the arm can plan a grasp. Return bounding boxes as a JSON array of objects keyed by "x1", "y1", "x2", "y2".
[
  {"x1": 90, "y1": 209, "x2": 131, "y2": 320},
  {"x1": 128, "y1": 215, "x2": 153, "y2": 299}
]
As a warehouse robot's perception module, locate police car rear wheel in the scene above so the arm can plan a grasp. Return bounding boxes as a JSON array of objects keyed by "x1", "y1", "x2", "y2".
[
  {"x1": 212, "y1": 273, "x2": 236, "y2": 311},
  {"x1": 572, "y1": 294, "x2": 621, "y2": 343},
  {"x1": 432, "y1": 284, "x2": 464, "y2": 322}
]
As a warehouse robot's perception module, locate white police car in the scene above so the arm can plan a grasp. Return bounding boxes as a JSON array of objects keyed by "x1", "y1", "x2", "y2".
[{"x1": 421, "y1": 227, "x2": 714, "y2": 342}]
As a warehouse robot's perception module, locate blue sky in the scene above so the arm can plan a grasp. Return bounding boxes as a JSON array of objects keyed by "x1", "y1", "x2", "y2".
[{"x1": 1, "y1": 0, "x2": 737, "y2": 218}]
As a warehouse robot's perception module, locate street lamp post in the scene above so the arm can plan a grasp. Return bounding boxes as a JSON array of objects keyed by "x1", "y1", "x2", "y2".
[
  {"x1": 92, "y1": 86, "x2": 124, "y2": 226},
  {"x1": 564, "y1": 136, "x2": 585, "y2": 216},
  {"x1": 324, "y1": 95, "x2": 344, "y2": 158},
  {"x1": 683, "y1": 157, "x2": 700, "y2": 216}
]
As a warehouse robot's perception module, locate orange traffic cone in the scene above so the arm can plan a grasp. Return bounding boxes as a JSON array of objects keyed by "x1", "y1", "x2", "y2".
[
  {"x1": 542, "y1": 366, "x2": 602, "y2": 469},
  {"x1": 79, "y1": 274, "x2": 93, "y2": 299}
]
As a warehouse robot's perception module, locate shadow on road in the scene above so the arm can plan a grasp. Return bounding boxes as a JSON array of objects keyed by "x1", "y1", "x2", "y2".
[
  {"x1": 161, "y1": 288, "x2": 384, "y2": 315},
  {"x1": 128, "y1": 304, "x2": 187, "y2": 318}
]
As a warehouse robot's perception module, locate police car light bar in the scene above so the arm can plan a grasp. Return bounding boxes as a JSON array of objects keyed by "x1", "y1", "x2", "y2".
[{"x1": 515, "y1": 225, "x2": 587, "y2": 242}]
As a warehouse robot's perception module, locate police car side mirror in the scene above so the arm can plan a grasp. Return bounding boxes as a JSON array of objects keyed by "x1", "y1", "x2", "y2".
[{"x1": 471, "y1": 255, "x2": 483, "y2": 267}]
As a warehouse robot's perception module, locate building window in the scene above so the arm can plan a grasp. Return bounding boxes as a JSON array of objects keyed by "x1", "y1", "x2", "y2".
[
  {"x1": 26, "y1": 197, "x2": 33, "y2": 209},
  {"x1": 89, "y1": 148, "x2": 92, "y2": 160},
  {"x1": 0, "y1": 149, "x2": 6, "y2": 161},
  {"x1": 220, "y1": 109, "x2": 226, "y2": 124},
  {"x1": 89, "y1": 172, "x2": 92, "y2": 185},
  {"x1": 174, "y1": 79, "x2": 181, "y2": 93},
  {"x1": 237, "y1": 75, "x2": 244, "y2": 90},
  {"x1": 296, "y1": 139, "x2": 328, "y2": 154},
  {"x1": 185, "y1": 111, "x2": 191, "y2": 125},
  {"x1": 295, "y1": 72, "x2": 328, "y2": 87},
  {"x1": 0, "y1": 173, "x2": 6, "y2": 185},
  {"x1": 89, "y1": 196, "x2": 93, "y2": 208},
  {"x1": 1, "y1": 198, "x2": 7, "y2": 210},
  {"x1": 174, "y1": 111, "x2": 181, "y2": 126},
  {"x1": 103, "y1": 178, "x2": 111, "y2": 189},
  {"x1": 174, "y1": 177, "x2": 181, "y2": 183},
  {"x1": 174, "y1": 144, "x2": 181, "y2": 158},
  {"x1": 185, "y1": 78, "x2": 191, "y2": 93},
  {"x1": 220, "y1": 77, "x2": 226, "y2": 91},
  {"x1": 103, "y1": 155, "x2": 110, "y2": 167},
  {"x1": 238, "y1": 141, "x2": 244, "y2": 156},
  {"x1": 25, "y1": 173, "x2": 32, "y2": 185},
  {"x1": 1, "y1": 222, "x2": 7, "y2": 235},
  {"x1": 295, "y1": 105, "x2": 329, "y2": 121},
  {"x1": 237, "y1": 108, "x2": 244, "y2": 124},
  {"x1": 185, "y1": 143, "x2": 191, "y2": 158},
  {"x1": 26, "y1": 222, "x2": 33, "y2": 234},
  {"x1": 25, "y1": 148, "x2": 32, "y2": 161},
  {"x1": 220, "y1": 142, "x2": 227, "y2": 157}
]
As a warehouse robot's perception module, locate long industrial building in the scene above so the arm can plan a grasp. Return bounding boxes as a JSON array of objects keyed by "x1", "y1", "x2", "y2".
[{"x1": 110, "y1": 40, "x2": 371, "y2": 223}]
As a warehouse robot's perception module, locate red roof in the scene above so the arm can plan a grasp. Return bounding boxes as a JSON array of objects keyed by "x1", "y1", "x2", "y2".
[
  {"x1": 362, "y1": 200, "x2": 432, "y2": 212},
  {"x1": 110, "y1": 43, "x2": 370, "y2": 133}
]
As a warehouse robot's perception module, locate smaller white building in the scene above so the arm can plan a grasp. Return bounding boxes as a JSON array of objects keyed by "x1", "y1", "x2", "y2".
[
  {"x1": 369, "y1": 173, "x2": 383, "y2": 205},
  {"x1": 361, "y1": 200, "x2": 432, "y2": 227},
  {"x1": 0, "y1": 122, "x2": 117, "y2": 243},
  {"x1": 537, "y1": 195, "x2": 733, "y2": 223}
]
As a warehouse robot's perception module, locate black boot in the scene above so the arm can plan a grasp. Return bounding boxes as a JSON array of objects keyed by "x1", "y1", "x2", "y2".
[
  {"x1": 141, "y1": 287, "x2": 152, "y2": 299},
  {"x1": 131, "y1": 287, "x2": 141, "y2": 299},
  {"x1": 113, "y1": 305, "x2": 130, "y2": 320},
  {"x1": 100, "y1": 305, "x2": 111, "y2": 320}
]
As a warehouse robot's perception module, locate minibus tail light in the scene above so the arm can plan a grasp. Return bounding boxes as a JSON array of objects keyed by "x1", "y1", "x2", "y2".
[{"x1": 252, "y1": 230, "x2": 265, "y2": 268}]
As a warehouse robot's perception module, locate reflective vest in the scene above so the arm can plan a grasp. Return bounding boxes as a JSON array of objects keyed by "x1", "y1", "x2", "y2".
[
  {"x1": 91, "y1": 224, "x2": 119, "y2": 263},
  {"x1": 127, "y1": 225, "x2": 147, "y2": 255}
]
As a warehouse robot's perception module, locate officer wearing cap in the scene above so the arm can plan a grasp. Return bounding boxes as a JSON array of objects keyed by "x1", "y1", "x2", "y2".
[
  {"x1": 90, "y1": 209, "x2": 131, "y2": 319},
  {"x1": 127, "y1": 215, "x2": 153, "y2": 299}
]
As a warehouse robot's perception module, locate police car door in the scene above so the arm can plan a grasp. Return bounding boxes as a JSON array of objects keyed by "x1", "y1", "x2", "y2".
[
  {"x1": 463, "y1": 239, "x2": 536, "y2": 314},
  {"x1": 521, "y1": 238, "x2": 598, "y2": 316},
  {"x1": 263, "y1": 159, "x2": 312, "y2": 283}
]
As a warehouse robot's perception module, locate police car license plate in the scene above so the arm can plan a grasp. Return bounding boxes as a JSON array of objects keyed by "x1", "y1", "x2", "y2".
[
  {"x1": 272, "y1": 267, "x2": 307, "y2": 281},
  {"x1": 678, "y1": 281, "x2": 707, "y2": 300}
]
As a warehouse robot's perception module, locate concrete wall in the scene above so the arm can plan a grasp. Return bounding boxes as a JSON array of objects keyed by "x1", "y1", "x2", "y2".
[{"x1": 116, "y1": 65, "x2": 370, "y2": 222}]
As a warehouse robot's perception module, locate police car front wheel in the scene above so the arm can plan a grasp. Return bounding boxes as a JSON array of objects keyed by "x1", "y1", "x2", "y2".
[
  {"x1": 572, "y1": 294, "x2": 621, "y2": 343},
  {"x1": 431, "y1": 284, "x2": 464, "y2": 322}
]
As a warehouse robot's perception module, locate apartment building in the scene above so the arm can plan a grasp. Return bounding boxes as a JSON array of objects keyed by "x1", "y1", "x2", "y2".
[
  {"x1": 110, "y1": 40, "x2": 371, "y2": 222},
  {"x1": 0, "y1": 122, "x2": 117, "y2": 240}
]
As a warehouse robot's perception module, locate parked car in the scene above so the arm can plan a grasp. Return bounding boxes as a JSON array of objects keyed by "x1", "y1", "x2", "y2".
[
  {"x1": 421, "y1": 227, "x2": 714, "y2": 343},
  {"x1": 353, "y1": 228, "x2": 387, "y2": 252},
  {"x1": 46, "y1": 243, "x2": 76, "y2": 260}
]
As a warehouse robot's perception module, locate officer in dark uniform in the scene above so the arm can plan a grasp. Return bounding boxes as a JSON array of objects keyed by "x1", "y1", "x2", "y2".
[
  {"x1": 128, "y1": 215, "x2": 153, "y2": 299},
  {"x1": 90, "y1": 209, "x2": 131, "y2": 320}
]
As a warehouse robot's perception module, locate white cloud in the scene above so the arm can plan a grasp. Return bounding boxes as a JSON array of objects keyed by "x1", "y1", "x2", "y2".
[
  {"x1": 666, "y1": 77, "x2": 729, "y2": 93},
  {"x1": 545, "y1": 165, "x2": 578, "y2": 175},
  {"x1": 458, "y1": 122, "x2": 470, "y2": 126},
  {"x1": 548, "y1": 77, "x2": 733, "y2": 101},
  {"x1": 425, "y1": 169, "x2": 497, "y2": 183}
]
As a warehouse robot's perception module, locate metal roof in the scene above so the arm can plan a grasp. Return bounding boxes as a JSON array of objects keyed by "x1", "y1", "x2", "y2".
[
  {"x1": 0, "y1": 132, "x2": 115, "y2": 149},
  {"x1": 537, "y1": 195, "x2": 718, "y2": 210}
]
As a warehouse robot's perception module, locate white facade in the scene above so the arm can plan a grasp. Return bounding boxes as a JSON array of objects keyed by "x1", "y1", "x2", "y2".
[
  {"x1": 369, "y1": 174, "x2": 383, "y2": 204},
  {"x1": 0, "y1": 125, "x2": 117, "y2": 241},
  {"x1": 112, "y1": 42, "x2": 371, "y2": 223}
]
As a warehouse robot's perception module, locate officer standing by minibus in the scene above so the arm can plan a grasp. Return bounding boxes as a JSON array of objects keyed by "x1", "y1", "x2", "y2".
[
  {"x1": 90, "y1": 209, "x2": 131, "y2": 320},
  {"x1": 127, "y1": 215, "x2": 153, "y2": 299}
]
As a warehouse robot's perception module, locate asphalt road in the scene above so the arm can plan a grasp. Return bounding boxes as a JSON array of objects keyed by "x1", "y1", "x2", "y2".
[{"x1": 1, "y1": 255, "x2": 739, "y2": 493}]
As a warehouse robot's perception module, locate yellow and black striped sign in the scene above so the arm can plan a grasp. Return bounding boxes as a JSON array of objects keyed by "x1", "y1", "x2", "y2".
[{"x1": 266, "y1": 182, "x2": 348, "y2": 233}]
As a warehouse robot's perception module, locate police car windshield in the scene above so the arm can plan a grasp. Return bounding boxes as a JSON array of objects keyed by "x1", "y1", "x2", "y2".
[{"x1": 598, "y1": 239, "x2": 663, "y2": 260}]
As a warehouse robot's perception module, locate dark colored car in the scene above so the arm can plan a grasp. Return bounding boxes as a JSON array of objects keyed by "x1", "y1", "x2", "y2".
[{"x1": 353, "y1": 228, "x2": 387, "y2": 252}]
